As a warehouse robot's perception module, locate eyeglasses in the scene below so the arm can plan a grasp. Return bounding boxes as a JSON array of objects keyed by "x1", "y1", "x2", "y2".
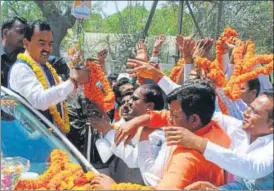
[{"x1": 131, "y1": 95, "x2": 146, "y2": 102}]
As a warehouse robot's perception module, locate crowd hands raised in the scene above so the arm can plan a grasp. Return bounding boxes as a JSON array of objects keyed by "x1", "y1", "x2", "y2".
[{"x1": 1, "y1": 17, "x2": 273, "y2": 190}]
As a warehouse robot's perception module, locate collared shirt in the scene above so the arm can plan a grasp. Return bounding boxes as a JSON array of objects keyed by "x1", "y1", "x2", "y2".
[
  {"x1": 104, "y1": 120, "x2": 165, "y2": 169},
  {"x1": 154, "y1": 121, "x2": 231, "y2": 190},
  {"x1": 204, "y1": 134, "x2": 273, "y2": 190},
  {"x1": 157, "y1": 73, "x2": 248, "y2": 120},
  {"x1": 215, "y1": 88, "x2": 248, "y2": 120},
  {"x1": 103, "y1": 118, "x2": 165, "y2": 185},
  {"x1": 9, "y1": 53, "x2": 74, "y2": 111},
  {"x1": 139, "y1": 110, "x2": 247, "y2": 187},
  {"x1": 147, "y1": 110, "x2": 248, "y2": 151}
]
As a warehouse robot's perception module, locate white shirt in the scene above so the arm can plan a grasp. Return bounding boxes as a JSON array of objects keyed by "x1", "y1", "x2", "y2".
[
  {"x1": 204, "y1": 134, "x2": 273, "y2": 180},
  {"x1": 137, "y1": 112, "x2": 248, "y2": 186},
  {"x1": 9, "y1": 59, "x2": 74, "y2": 111},
  {"x1": 104, "y1": 119, "x2": 165, "y2": 169},
  {"x1": 157, "y1": 74, "x2": 248, "y2": 120},
  {"x1": 215, "y1": 88, "x2": 248, "y2": 120},
  {"x1": 212, "y1": 112, "x2": 249, "y2": 151}
]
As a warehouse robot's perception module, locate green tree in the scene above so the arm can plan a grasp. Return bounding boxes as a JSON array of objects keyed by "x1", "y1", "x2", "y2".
[{"x1": 1, "y1": 1, "x2": 76, "y2": 56}]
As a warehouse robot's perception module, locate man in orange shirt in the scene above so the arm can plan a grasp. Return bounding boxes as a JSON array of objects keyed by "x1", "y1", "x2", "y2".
[{"x1": 92, "y1": 79, "x2": 231, "y2": 189}]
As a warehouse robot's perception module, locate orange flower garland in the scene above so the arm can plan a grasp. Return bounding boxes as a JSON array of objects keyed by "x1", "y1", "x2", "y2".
[
  {"x1": 84, "y1": 60, "x2": 115, "y2": 112},
  {"x1": 223, "y1": 43, "x2": 246, "y2": 99},
  {"x1": 243, "y1": 40, "x2": 255, "y2": 63},
  {"x1": 194, "y1": 27, "x2": 240, "y2": 88},
  {"x1": 111, "y1": 183, "x2": 152, "y2": 190},
  {"x1": 226, "y1": 60, "x2": 273, "y2": 100},
  {"x1": 14, "y1": 149, "x2": 154, "y2": 190},
  {"x1": 223, "y1": 38, "x2": 273, "y2": 100},
  {"x1": 241, "y1": 54, "x2": 273, "y2": 74},
  {"x1": 14, "y1": 149, "x2": 98, "y2": 190},
  {"x1": 169, "y1": 58, "x2": 185, "y2": 82}
]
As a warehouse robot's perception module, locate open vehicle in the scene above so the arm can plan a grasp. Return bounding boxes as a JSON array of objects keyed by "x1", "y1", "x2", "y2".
[{"x1": 1, "y1": 86, "x2": 99, "y2": 188}]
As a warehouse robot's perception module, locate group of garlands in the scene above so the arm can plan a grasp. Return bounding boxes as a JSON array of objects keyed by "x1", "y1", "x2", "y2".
[{"x1": 14, "y1": 26, "x2": 273, "y2": 190}]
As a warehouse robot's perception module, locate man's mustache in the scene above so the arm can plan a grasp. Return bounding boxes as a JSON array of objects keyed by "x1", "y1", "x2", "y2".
[{"x1": 41, "y1": 50, "x2": 50, "y2": 55}]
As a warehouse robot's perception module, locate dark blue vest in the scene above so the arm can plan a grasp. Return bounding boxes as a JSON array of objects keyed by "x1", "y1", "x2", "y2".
[{"x1": 8, "y1": 59, "x2": 63, "y2": 123}]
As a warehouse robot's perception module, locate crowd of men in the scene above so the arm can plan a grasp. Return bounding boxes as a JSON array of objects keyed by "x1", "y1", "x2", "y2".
[{"x1": 1, "y1": 16, "x2": 273, "y2": 190}]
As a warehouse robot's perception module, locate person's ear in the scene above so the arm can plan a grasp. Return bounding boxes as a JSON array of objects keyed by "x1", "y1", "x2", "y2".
[
  {"x1": 267, "y1": 118, "x2": 273, "y2": 134},
  {"x1": 146, "y1": 102, "x2": 154, "y2": 111},
  {"x1": 250, "y1": 89, "x2": 258, "y2": 100},
  {"x1": 23, "y1": 38, "x2": 29, "y2": 49},
  {"x1": 189, "y1": 114, "x2": 202, "y2": 130},
  {"x1": 2, "y1": 29, "x2": 9, "y2": 38}
]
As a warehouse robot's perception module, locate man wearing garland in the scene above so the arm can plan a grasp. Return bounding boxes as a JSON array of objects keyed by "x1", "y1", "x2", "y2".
[{"x1": 9, "y1": 20, "x2": 89, "y2": 133}]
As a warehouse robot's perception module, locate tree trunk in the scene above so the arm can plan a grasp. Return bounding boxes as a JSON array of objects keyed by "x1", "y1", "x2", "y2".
[
  {"x1": 215, "y1": 1, "x2": 223, "y2": 40},
  {"x1": 34, "y1": 1, "x2": 76, "y2": 56}
]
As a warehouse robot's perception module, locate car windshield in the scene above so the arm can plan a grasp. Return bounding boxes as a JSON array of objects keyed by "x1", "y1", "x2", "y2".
[{"x1": 1, "y1": 93, "x2": 86, "y2": 174}]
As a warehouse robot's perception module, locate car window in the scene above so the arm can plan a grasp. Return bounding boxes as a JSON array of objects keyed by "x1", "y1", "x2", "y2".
[{"x1": 1, "y1": 95, "x2": 84, "y2": 174}]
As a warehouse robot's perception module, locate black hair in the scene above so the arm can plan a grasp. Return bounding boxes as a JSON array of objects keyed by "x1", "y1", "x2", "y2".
[
  {"x1": 167, "y1": 79, "x2": 215, "y2": 126},
  {"x1": 140, "y1": 84, "x2": 165, "y2": 111},
  {"x1": 113, "y1": 78, "x2": 133, "y2": 98},
  {"x1": 24, "y1": 20, "x2": 52, "y2": 41},
  {"x1": 121, "y1": 88, "x2": 134, "y2": 99},
  {"x1": 108, "y1": 73, "x2": 118, "y2": 81},
  {"x1": 247, "y1": 78, "x2": 261, "y2": 97},
  {"x1": 261, "y1": 90, "x2": 273, "y2": 120},
  {"x1": 1, "y1": 16, "x2": 27, "y2": 38}
]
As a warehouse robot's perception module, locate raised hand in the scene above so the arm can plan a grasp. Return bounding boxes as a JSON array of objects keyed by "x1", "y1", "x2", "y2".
[
  {"x1": 182, "y1": 36, "x2": 196, "y2": 62},
  {"x1": 176, "y1": 35, "x2": 196, "y2": 63},
  {"x1": 135, "y1": 40, "x2": 149, "y2": 62},
  {"x1": 88, "y1": 114, "x2": 112, "y2": 135},
  {"x1": 221, "y1": 36, "x2": 236, "y2": 55},
  {"x1": 153, "y1": 34, "x2": 167, "y2": 57},
  {"x1": 97, "y1": 49, "x2": 108, "y2": 62},
  {"x1": 70, "y1": 64, "x2": 90, "y2": 85},
  {"x1": 126, "y1": 59, "x2": 164, "y2": 82},
  {"x1": 192, "y1": 38, "x2": 214, "y2": 59}
]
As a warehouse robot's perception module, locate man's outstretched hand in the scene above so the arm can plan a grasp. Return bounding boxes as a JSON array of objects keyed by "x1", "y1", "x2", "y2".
[{"x1": 126, "y1": 59, "x2": 164, "y2": 82}]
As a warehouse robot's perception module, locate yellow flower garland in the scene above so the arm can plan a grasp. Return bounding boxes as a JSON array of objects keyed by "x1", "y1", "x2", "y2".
[{"x1": 17, "y1": 53, "x2": 70, "y2": 133}]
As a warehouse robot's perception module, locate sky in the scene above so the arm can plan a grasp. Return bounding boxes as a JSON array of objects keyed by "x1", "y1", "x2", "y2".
[{"x1": 93, "y1": 1, "x2": 155, "y2": 16}]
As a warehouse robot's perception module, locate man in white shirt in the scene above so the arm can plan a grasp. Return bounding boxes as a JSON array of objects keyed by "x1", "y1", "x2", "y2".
[
  {"x1": 125, "y1": 58, "x2": 248, "y2": 151},
  {"x1": 164, "y1": 91, "x2": 273, "y2": 190},
  {"x1": 89, "y1": 84, "x2": 165, "y2": 184},
  {"x1": 9, "y1": 20, "x2": 89, "y2": 132}
]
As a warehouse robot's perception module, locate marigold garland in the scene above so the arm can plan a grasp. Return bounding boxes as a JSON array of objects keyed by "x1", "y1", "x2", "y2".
[
  {"x1": 243, "y1": 40, "x2": 255, "y2": 63},
  {"x1": 169, "y1": 58, "x2": 185, "y2": 82},
  {"x1": 194, "y1": 27, "x2": 240, "y2": 88},
  {"x1": 223, "y1": 37, "x2": 273, "y2": 100},
  {"x1": 225, "y1": 60, "x2": 273, "y2": 100},
  {"x1": 14, "y1": 149, "x2": 98, "y2": 190},
  {"x1": 17, "y1": 53, "x2": 70, "y2": 133},
  {"x1": 14, "y1": 149, "x2": 154, "y2": 190},
  {"x1": 111, "y1": 183, "x2": 152, "y2": 190},
  {"x1": 84, "y1": 60, "x2": 115, "y2": 112}
]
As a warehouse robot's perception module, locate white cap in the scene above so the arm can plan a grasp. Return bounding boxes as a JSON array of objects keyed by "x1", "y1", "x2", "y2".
[{"x1": 117, "y1": 73, "x2": 131, "y2": 82}]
